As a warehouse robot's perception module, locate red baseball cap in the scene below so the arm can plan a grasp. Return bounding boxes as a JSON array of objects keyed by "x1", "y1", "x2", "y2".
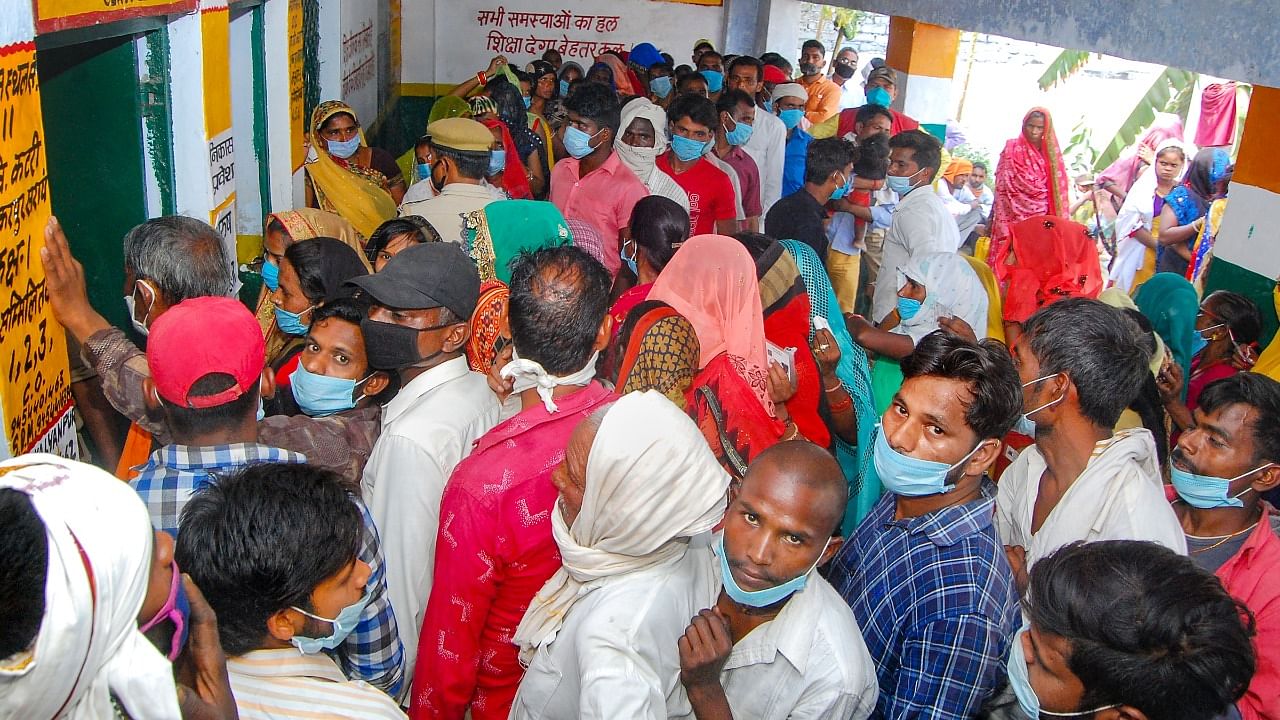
[
  {"x1": 147, "y1": 297, "x2": 265, "y2": 409},
  {"x1": 762, "y1": 65, "x2": 789, "y2": 85}
]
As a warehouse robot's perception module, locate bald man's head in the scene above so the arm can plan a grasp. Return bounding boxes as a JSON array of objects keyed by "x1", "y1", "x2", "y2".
[{"x1": 741, "y1": 441, "x2": 847, "y2": 537}]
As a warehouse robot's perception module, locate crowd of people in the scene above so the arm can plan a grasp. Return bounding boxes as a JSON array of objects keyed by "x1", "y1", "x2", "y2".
[{"x1": 2, "y1": 35, "x2": 1276, "y2": 720}]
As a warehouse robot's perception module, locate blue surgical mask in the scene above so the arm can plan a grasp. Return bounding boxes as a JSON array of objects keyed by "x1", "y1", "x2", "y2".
[
  {"x1": 1170, "y1": 463, "x2": 1271, "y2": 509},
  {"x1": 563, "y1": 125, "x2": 601, "y2": 159},
  {"x1": 886, "y1": 168, "x2": 923, "y2": 195},
  {"x1": 327, "y1": 136, "x2": 360, "y2": 159},
  {"x1": 670, "y1": 133, "x2": 710, "y2": 162},
  {"x1": 1015, "y1": 373, "x2": 1064, "y2": 437},
  {"x1": 289, "y1": 364, "x2": 371, "y2": 417},
  {"x1": 621, "y1": 243, "x2": 639, "y2": 277},
  {"x1": 416, "y1": 162, "x2": 431, "y2": 182},
  {"x1": 724, "y1": 119, "x2": 754, "y2": 146},
  {"x1": 560, "y1": 79, "x2": 571, "y2": 97},
  {"x1": 261, "y1": 259, "x2": 280, "y2": 292},
  {"x1": 650, "y1": 75, "x2": 673, "y2": 99},
  {"x1": 829, "y1": 170, "x2": 854, "y2": 200},
  {"x1": 762, "y1": 98, "x2": 774, "y2": 113},
  {"x1": 289, "y1": 592, "x2": 371, "y2": 654},
  {"x1": 488, "y1": 148, "x2": 507, "y2": 176},
  {"x1": 1008, "y1": 625, "x2": 1120, "y2": 719},
  {"x1": 1190, "y1": 324, "x2": 1227, "y2": 358},
  {"x1": 523, "y1": 95, "x2": 532, "y2": 109},
  {"x1": 896, "y1": 296, "x2": 923, "y2": 320},
  {"x1": 779, "y1": 108, "x2": 805, "y2": 130},
  {"x1": 872, "y1": 425, "x2": 985, "y2": 497},
  {"x1": 700, "y1": 69, "x2": 725, "y2": 93},
  {"x1": 715, "y1": 533, "x2": 826, "y2": 607},
  {"x1": 274, "y1": 304, "x2": 315, "y2": 336},
  {"x1": 866, "y1": 86, "x2": 892, "y2": 107},
  {"x1": 256, "y1": 397, "x2": 265, "y2": 422}
]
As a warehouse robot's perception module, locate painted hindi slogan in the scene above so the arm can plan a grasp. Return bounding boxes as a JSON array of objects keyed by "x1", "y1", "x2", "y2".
[
  {"x1": 0, "y1": 42, "x2": 76, "y2": 458},
  {"x1": 426, "y1": 0, "x2": 724, "y2": 86}
]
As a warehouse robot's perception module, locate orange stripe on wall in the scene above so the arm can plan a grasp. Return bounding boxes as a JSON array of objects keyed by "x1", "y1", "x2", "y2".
[
  {"x1": 885, "y1": 17, "x2": 960, "y2": 79},
  {"x1": 1233, "y1": 85, "x2": 1280, "y2": 194}
]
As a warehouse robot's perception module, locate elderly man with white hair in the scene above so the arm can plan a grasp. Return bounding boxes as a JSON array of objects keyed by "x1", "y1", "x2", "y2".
[
  {"x1": 0, "y1": 454, "x2": 235, "y2": 719},
  {"x1": 509, "y1": 390, "x2": 730, "y2": 719}
]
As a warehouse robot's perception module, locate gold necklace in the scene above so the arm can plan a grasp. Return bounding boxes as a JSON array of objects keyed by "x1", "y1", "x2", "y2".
[{"x1": 1187, "y1": 522, "x2": 1258, "y2": 554}]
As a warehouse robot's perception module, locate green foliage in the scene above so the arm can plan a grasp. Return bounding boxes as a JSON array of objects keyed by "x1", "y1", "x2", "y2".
[
  {"x1": 950, "y1": 145, "x2": 994, "y2": 188},
  {"x1": 1063, "y1": 118, "x2": 1098, "y2": 175},
  {"x1": 1092, "y1": 67, "x2": 1198, "y2": 172},
  {"x1": 1037, "y1": 49, "x2": 1096, "y2": 90}
]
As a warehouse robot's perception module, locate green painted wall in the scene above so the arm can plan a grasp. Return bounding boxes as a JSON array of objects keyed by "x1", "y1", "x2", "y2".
[
  {"x1": 1205, "y1": 257, "x2": 1278, "y2": 348},
  {"x1": 38, "y1": 35, "x2": 149, "y2": 336}
]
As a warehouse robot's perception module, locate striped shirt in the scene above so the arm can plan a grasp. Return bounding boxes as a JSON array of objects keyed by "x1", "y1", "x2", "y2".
[
  {"x1": 228, "y1": 649, "x2": 406, "y2": 719},
  {"x1": 828, "y1": 481, "x2": 1020, "y2": 720}
]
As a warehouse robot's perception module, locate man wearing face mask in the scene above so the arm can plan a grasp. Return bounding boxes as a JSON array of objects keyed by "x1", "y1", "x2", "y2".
[
  {"x1": 177, "y1": 463, "x2": 407, "y2": 718},
  {"x1": 615, "y1": 97, "x2": 692, "y2": 211},
  {"x1": 129, "y1": 296, "x2": 407, "y2": 695},
  {"x1": 765, "y1": 137, "x2": 855, "y2": 257},
  {"x1": 411, "y1": 246, "x2": 616, "y2": 720},
  {"x1": 657, "y1": 94, "x2": 738, "y2": 236},
  {"x1": 811, "y1": 66, "x2": 920, "y2": 142},
  {"x1": 797, "y1": 40, "x2": 841, "y2": 125},
  {"x1": 832, "y1": 47, "x2": 864, "y2": 110},
  {"x1": 710, "y1": 89, "x2": 763, "y2": 232},
  {"x1": 1004, "y1": 540, "x2": 1254, "y2": 720},
  {"x1": 697, "y1": 49, "x2": 727, "y2": 102},
  {"x1": 550, "y1": 82, "x2": 648, "y2": 277},
  {"x1": 772, "y1": 82, "x2": 813, "y2": 198},
  {"x1": 728, "y1": 56, "x2": 786, "y2": 215},
  {"x1": 827, "y1": 332, "x2": 1023, "y2": 719},
  {"x1": 398, "y1": 117, "x2": 498, "y2": 243},
  {"x1": 997, "y1": 299, "x2": 1185, "y2": 593},
  {"x1": 675, "y1": 441, "x2": 879, "y2": 720},
  {"x1": 347, "y1": 242, "x2": 500, "y2": 698},
  {"x1": 1165, "y1": 373, "x2": 1280, "y2": 719},
  {"x1": 870, "y1": 131, "x2": 960, "y2": 324}
]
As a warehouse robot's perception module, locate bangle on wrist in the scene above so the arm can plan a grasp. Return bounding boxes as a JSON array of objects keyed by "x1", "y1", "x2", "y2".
[
  {"x1": 477, "y1": 71, "x2": 488, "y2": 86},
  {"x1": 824, "y1": 380, "x2": 843, "y2": 393}
]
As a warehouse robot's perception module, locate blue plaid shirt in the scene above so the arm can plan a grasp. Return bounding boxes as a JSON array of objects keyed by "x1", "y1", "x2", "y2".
[
  {"x1": 131, "y1": 442, "x2": 405, "y2": 696},
  {"x1": 828, "y1": 481, "x2": 1019, "y2": 720}
]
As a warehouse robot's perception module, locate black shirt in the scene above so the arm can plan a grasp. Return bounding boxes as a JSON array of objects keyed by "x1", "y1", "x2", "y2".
[{"x1": 765, "y1": 188, "x2": 827, "y2": 257}]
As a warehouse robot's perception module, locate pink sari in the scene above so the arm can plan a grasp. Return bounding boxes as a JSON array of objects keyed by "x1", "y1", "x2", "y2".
[{"x1": 989, "y1": 107, "x2": 1070, "y2": 283}]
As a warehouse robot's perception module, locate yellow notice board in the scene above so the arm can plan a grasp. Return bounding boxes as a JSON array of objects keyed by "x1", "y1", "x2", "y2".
[
  {"x1": 288, "y1": 0, "x2": 305, "y2": 170},
  {"x1": 0, "y1": 42, "x2": 76, "y2": 458},
  {"x1": 35, "y1": 0, "x2": 197, "y2": 34}
]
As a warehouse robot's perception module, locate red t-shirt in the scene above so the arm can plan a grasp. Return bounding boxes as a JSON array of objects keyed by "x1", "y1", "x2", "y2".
[{"x1": 656, "y1": 153, "x2": 736, "y2": 235}]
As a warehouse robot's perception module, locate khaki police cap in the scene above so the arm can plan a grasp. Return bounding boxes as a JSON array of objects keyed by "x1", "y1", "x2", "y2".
[{"x1": 426, "y1": 117, "x2": 493, "y2": 152}]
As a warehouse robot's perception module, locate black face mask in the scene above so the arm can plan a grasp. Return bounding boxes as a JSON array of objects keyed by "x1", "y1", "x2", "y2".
[
  {"x1": 833, "y1": 63, "x2": 855, "y2": 80},
  {"x1": 799, "y1": 62, "x2": 820, "y2": 76},
  {"x1": 361, "y1": 318, "x2": 451, "y2": 370},
  {"x1": 429, "y1": 159, "x2": 446, "y2": 194}
]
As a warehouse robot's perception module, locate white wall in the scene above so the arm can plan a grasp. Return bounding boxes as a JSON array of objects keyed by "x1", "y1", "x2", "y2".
[
  {"x1": 341, "y1": 0, "x2": 378, "y2": 122},
  {"x1": 229, "y1": 7, "x2": 263, "y2": 233},
  {"x1": 404, "y1": 0, "x2": 727, "y2": 85},
  {"x1": 261, "y1": 0, "x2": 296, "y2": 209}
]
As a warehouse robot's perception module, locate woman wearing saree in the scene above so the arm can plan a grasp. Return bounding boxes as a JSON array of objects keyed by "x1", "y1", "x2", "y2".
[
  {"x1": 1096, "y1": 114, "x2": 1185, "y2": 206},
  {"x1": 303, "y1": 101, "x2": 401, "y2": 239},
  {"x1": 988, "y1": 107, "x2": 1070, "y2": 283},
  {"x1": 257, "y1": 209, "x2": 369, "y2": 364},
  {"x1": 1157, "y1": 147, "x2": 1231, "y2": 278},
  {"x1": 781, "y1": 239, "x2": 881, "y2": 532},
  {"x1": 1001, "y1": 215, "x2": 1103, "y2": 341},
  {"x1": 610, "y1": 300, "x2": 702, "y2": 410},
  {"x1": 609, "y1": 196, "x2": 690, "y2": 339},
  {"x1": 486, "y1": 78, "x2": 547, "y2": 198},
  {"x1": 649, "y1": 235, "x2": 789, "y2": 477},
  {"x1": 477, "y1": 116, "x2": 533, "y2": 200}
]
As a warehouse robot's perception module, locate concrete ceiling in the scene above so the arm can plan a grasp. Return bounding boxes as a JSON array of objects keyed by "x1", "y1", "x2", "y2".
[{"x1": 834, "y1": 0, "x2": 1280, "y2": 87}]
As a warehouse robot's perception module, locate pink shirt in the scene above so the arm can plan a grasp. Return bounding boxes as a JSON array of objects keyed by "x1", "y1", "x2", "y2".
[
  {"x1": 550, "y1": 151, "x2": 649, "y2": 276},
  {"x1": 1216, "y1": 504, "x2": 1280, "y2": 720},
  {"x1": 410, "y1": 382, "x2": 617, "y2": 720}
]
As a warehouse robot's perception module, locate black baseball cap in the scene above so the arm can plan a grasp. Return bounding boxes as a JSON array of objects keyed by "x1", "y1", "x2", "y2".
[{"x1": 347, "y1": 242, "x2": 480, "y2": 318}]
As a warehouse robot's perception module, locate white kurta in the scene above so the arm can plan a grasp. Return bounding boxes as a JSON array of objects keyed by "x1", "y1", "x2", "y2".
[
  {"x1": 510, "y1": 546, "x2": 719, "y2": 720},
  {"x1": 871, "y1": 186, "x2": 962, "y2": 323},
  {"x1": 744, "y1": 109, "x2": 787, "y2": 216},
  {"x1": 994, "y1": 427, "x2": 1187, "y2": 569}
]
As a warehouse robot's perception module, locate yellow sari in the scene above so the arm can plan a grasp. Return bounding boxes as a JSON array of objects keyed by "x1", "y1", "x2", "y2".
[{"x1": 304, "y1": 101, "x2": 398, "y2": 239}]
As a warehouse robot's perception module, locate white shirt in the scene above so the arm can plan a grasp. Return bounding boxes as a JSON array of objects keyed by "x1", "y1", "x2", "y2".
[
  {"x1": 510, "y1": 546, "x2": 718, "y2": 719},
  {"x1": 675, "y1": 574, "x2": 879, "y2": 720},
  {"x1": 360, "y1": 356, "x2": 500, "y2": 696},
  {"x1": 994, "y1": 428, "x2": 1187, "y2": 569},
  {"x1": 227, "y1": 649, "x2": 406, "y2": 719},
  {"x1": 837, "y1": 79, "x2": 865, "y2": 110},
  {"x1": 871, "y1": 185, "x2": 962, "y2": 323},
  {"x1": 397, "y1": 182, "x2": 499, "y2": 243},
  {"x1": 744, "y1": 108, "x2": 786, "y2": 215}
]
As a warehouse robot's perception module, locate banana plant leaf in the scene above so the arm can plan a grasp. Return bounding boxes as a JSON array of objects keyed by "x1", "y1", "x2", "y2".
[
  {"x1": 1092, "y1": 67, "x2": 1198, "y2": 172},
  {"x1": 1036, "y1": 49, "x2": 1095, "y2": 90}
]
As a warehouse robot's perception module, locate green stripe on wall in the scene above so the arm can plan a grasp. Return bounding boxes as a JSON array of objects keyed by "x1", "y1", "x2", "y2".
[{"x1": 1205, "y1": 257, "x2": 1277, "y2": 347}]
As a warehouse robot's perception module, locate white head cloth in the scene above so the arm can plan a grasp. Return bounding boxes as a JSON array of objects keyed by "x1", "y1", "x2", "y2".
[
  {"x1": 893, "y1": 251, "x2": 990, "y2": 344},
  {"x1": 501, "y1": 346, "x2": 600, "y2": 413},
  {"x1": 614, "y1": 98, "x2": 693, "y2": 210},
  {"x1": 0, "y1": 454, "x2": 180, "y2": 719},
  {"x1": 512, "y1": 390, "x2": 730, "y2": 663}
]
